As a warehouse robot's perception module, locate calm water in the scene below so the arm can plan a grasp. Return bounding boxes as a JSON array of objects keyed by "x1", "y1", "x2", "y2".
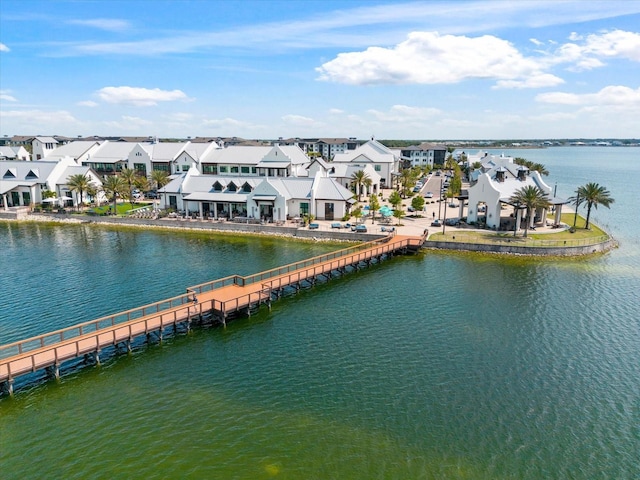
[{"x1": 1, "y1": 147, "x2": 639, "y2": 479}]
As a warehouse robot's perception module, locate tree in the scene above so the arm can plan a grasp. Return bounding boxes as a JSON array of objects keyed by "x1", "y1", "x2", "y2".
[
  {"x1": 352, "y1": 206, "x2": 363, "y2": 224},
  {"x1": 388, "y1": 190, "x2": 402, "y2": 210},
  {"x1": 151, "y1": 169, "x2": 170, "y2": 208},
  {"x1": 119, "y1": 168, "x2": 138, "y2": 204},
  {"x1": 393, "y1": 207, "x2": 404, "y2": 225},
  {"x1": 508, "y1": 185, "x2": 551, "y2": 237},
  {"x1": 514, "y1": 157, "x2": 549, "y2": 176},
  {"x1": 572, "y1": 182, "x2": 614, "y2": 229},
  {"x1": 369, "y1": 194, "x2": 380, "y2": 224},
  {"x1": 411, "y1": 195, "x2": 425, "y2": 214},
  {"x1": 351, "y1": 170, "x2": 370, "y2": 201},
  {"x1": 67, "y1": 173, "x2": 91, "y2": 211},
  {"x1": 101, "y1": 175, "x2": 125, "y2": 215}
]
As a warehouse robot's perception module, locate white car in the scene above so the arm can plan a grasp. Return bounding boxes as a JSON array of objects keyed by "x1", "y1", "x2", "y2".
[{"x1": 425, "y1": 192, "x2": 434, "y2": 198}]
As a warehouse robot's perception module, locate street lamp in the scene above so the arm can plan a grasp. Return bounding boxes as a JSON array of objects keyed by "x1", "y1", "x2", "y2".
[
  {"x1": 443, "y1": 198, "x2": 447, "y2": 234},
  {"x1": 438, "y1": 178, "x2": 443, "y2": 219}
]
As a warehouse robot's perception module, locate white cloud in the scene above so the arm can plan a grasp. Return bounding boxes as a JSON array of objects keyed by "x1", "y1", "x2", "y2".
[
  {"x1": 282, "y1": 114, "x2": 318, "y2": 126},
  {"x1": 0, "y1": 109, "x2": 78, "y2": 125},
  {"x1": 67, "y1": 18, "x2": 130, "y2": 32},
  {"x1": 0, "y1": 43, "x2": 9, "y2": 52},
  {"x1": 555, "y1": 30, "x2": 640, "y2": 70},
  {"x1": 329, "y1": 108, "x2": 344, "y2": 115},
  {"x1": 530, "y1": 38, "x2": 543, "y2": 46},
  {"x1": 536, "y1": 85, "x2": 640, "y2": 107},
  {"x1": 0, "y1": 91, "x2": 18, "y2": 102},
  {"x1": 77, "y1": 100, "x2": 98, "y2": 107},
  {"x1": 96, "y1": 86, "x2": 189, "y2": 106},
  {"x1": 316, "y1": 32, "x2": 558, "y2": 87},
  {"x1": 493, "y1": 73, "x2": 565, "y2": 89}
]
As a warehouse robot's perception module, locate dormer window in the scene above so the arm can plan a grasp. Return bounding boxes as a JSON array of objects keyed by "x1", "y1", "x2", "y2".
[
  {"x1": 212, "y1": 181, "x2": 223, "y2": 192},
  {"x1": 26, "y1": 169, "x2": 39, "y2": 179},
  {"x1": 242, "y1": 182, "x2": 252, "y2": 193},
  {"x1": 3, "y1": 168, "x2": 17, "y2": 179},
  {"x1": 227, "y1": 182, "x2": 237, "y2": 192}
]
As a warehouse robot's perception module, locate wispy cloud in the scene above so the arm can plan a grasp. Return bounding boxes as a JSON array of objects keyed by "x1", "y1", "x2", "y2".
[
  {"x1": 0, "y1": 43, "x2": 10, "y2": 52},
  {"x1": 67, "y1": 18, "x2": 130, "y2": 32},
  {"x1": 1, "y1": 90, "x2": 18, "y2": 102},
  {"x1": 96, "y1": 86, "x2": 190, "y2": 106},
  {"x1": 47, "y1": 1, "x2": 640, "y2": 57}
]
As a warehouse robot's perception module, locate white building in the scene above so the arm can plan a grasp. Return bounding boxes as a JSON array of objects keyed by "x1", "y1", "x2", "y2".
[
  {"x1": 331, "y1": 139, "x2": 399, "y2": 187},
  {"x1": 0, "y1": 146, "x2": 31, "y2": 161}
]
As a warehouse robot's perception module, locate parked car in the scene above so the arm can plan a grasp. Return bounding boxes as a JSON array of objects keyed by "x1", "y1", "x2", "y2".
[
  {"x1": 445, "y1": 218, "x2": 460, "y2": 226},
  {"x1": 431, "y1": 219, "x2": 442, "y2": 227},
  {"x1": 354, "y1": 224, "x2": 368, "y2": 233},
  {"x1": 425, "y1": 191, "x2": 433, "y2": 198},
  {"x1": 145, "y1": 191, "x2": 159, "y2": 199}
]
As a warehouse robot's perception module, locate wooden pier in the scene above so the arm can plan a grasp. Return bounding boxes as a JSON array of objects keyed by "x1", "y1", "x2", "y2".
[{"x1": 0, "y1": 233, "x2": 425, "y2": 395}]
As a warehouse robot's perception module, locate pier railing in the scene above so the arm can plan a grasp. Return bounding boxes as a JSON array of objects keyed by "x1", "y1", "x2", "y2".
[
  {"x1": 0, "y1": 293, "x2": 194, "y2": 360},
  {"x1": 188, "y1": 237, "x2": 394, "y2": 295}
]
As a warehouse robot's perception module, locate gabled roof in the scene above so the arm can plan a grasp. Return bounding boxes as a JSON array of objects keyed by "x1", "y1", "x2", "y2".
[
  {"x1": 332, "y1": 139, "x2": 397, "y2": 164},
  {"x1": 148, "y1": 142, "x2": 188, "y2": 162},
  {"x1": 35, "y1": 136, "x2": 58, "y2": 144},
  {"x1": 88, "y1": 141, "x2": 141, "y2": 163},
  {"x1": 45, "y1": 141, "x2": 101, "y2": 160},
  {"x1": 205, "y1": 146, "x2": 272, "y2": 165}
]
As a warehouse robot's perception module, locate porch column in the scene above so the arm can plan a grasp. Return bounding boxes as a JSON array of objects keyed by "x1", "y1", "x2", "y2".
[
  {"x1": 515, "y1": 208, "x2": 523, "y2": 232},
  {"x1": 198, "y1": 202, "x2": 203, "y2": 220},
  {"x1": 554, "y1": 205, "x2": 563, "y2": 226},
  {"x1": 458, "y1": 202, "x2": 464, "y2": 219},
  {"x1": 2, "y1": 194, "x2": 8, "y2": 211},
  {"x1": 214, "y1": 202, "x2": 218, "y2": 220}
]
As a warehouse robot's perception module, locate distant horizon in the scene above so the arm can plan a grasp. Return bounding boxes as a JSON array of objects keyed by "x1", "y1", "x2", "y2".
[{"x1": 1, "y1": 1, "x2": 639, "y2": 139}]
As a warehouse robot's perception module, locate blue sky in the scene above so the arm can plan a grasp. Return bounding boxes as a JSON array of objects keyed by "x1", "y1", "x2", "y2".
[{"x1": 1, "y1": 0, "x2": 639, "y2": 140}]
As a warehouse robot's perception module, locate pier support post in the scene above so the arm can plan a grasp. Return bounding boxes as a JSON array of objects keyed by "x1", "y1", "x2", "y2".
[
  {"x1": 95, "y1": 350, "x2": 101, "y2": 366},
  {"x1": 127, "y1": 338, "x2": 132, "y2": 353},
  {"x1": 3, "y1": 379, "x2": 14, "y2": 397}
]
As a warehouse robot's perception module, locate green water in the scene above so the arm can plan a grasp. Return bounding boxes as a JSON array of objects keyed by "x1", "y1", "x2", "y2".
[{"x1": 1, "y1": 148, "x2": 639, "y2": 478}]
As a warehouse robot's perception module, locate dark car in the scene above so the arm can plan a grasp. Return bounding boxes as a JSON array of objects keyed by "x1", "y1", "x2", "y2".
[
  {"x1": 431, "y1": 219, "x2": 442, "y2": 227},
  {"x1": 354, "y1": 224, "x2": 368, "y2": 233},
  {"x1": 445, "y1": 218, "x2": 460, "y2": 226},
  {"x1": 145, "y1": 191, "x2": 159, "y2": 199}
]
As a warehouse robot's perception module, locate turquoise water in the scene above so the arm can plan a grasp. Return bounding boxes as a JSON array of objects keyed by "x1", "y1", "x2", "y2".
[{"x1": 1, "y1": 148, "x2": 639, "y2": 478}]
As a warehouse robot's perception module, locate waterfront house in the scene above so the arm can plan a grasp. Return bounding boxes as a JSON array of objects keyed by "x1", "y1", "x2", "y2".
[
  {"x1": 0, "y1": 158, "x2": 104, "y2": 209},
  {"x1": 160, "y1": 166, "x2": 354, "y2": 222},
  {"x1": 467, "y1": 159, "x2": 566, "y2": 231}
]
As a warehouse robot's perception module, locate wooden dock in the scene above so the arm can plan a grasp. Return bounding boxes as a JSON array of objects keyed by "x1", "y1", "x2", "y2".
[{"x1": 0, "y1": 233, "x2": 425, "y2": 395}]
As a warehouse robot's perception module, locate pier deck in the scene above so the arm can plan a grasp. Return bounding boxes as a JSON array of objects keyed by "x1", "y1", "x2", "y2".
[{"x1": 0, "y1": 233, "x2": 425, "y2": 394}]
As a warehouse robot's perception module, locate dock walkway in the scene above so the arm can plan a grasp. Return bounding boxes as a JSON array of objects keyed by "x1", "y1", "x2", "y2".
[{"x1": 0, "y1": 233, "x2": 426, "y2": 395}]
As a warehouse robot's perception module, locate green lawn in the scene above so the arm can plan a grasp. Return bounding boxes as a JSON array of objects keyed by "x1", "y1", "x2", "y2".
[
  {"x1": 91, "y1": 202, "x2": 151, "y2": 216},
  {"x1": 429, "y1": 212, "x2": 609, "y2": 246}
]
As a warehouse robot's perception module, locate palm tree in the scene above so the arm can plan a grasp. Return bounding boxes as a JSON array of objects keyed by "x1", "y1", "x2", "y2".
[
  {"x1": 67, "y1": 173, "x2": 91, "y2": 211},
  {"x1": 509, "y1": 185, "x2": 551, "y2": 237},
  {"x1": 119, "y1": 168, "x2": 138, "y2": 204},
  {"x1": 151, "y1": 169, "x2": 170, "y2": 209},
  {"x1": 351, "y1": 170, "x2": 370, "y2": 201},
  {"x1": 101, "y1": 175, "x2": 125, "y2": 215},
  {"x1": 399, "y1": 168, "x2": 415, "y2": 197},
  {"x1": 573, "y1": 182, "x2": 615, "y2": 229}
]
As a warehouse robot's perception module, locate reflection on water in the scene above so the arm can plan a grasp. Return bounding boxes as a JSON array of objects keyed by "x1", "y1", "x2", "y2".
[{"x1": 1, "y1": 148, "x2": 639, "y2": 478}]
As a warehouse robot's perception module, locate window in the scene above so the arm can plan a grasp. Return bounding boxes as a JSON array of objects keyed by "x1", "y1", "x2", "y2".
[
  {"x1": 212, "y1": 181, "x2": 223, "y2": 192},
  {"x1": 300, "y1": 202, "x2": 309, "y2": 215},
  {"x1": 230, "y1": 166, "x2": 239, "y2": 173},
  {"x1": 203, "y1": 164, "x2": 217, "y2": 174},
  {"x1": 182, "y1": 165, "x2": 189, "y2": 172},
  {"x1": 219, "y1": 166, "x2": 228, "y2": 173},
  {"x1": 227, "y1": 182, "x2": 237, "y2": 192},
  {"x1": 242, "y1": 182, "x2": 252, "y2": 193},
  {"x1": 241, "y1": 166, "x2": 250, "y2": 174},
  {"x1": 251, "y1": 167, "x2": 257, "y2": 174},
  {"x1": 374, "y1": 165, "x2": 381, "y2": 172},
  {"x1": 134, "y1": 163, "x2": 146, "y2": 175}
]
